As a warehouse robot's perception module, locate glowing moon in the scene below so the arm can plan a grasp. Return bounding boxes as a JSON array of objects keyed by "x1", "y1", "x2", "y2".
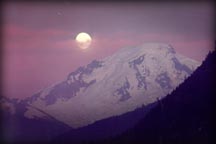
[{"x1": 75, "y1": 32, "x2": 92, "y2": 49}]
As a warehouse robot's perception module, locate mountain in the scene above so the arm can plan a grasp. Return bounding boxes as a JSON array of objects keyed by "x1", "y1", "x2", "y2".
[
  {"x1": 90, "y1": 51, "x2": 215, "y2": 144},
  {"x1": 0, "y1": 43, "x2": 200, "y2": 142},
  {"x1": 0, "y1": 97, "x2": 71, "y2": 143}
]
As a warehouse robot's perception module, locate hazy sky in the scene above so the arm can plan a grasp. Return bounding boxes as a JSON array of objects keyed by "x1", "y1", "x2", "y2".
[{"x1": 2, "y1": 1, "x2": 214, "y2": 99}]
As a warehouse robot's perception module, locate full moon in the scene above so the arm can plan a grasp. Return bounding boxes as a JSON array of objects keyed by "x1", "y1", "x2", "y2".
[{"x1": 75, "y1": 32, "x2": 92, "y2": 49}]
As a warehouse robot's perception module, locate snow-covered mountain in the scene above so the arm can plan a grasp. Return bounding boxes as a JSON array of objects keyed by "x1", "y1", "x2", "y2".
[{"x1": 2, "y1": 43, "x2": 200, "y2": 129}]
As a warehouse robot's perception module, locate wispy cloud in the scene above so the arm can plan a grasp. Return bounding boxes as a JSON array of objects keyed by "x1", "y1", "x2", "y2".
[{"x1": 3, "y1": 24, "x2": 73, "y2": 49}]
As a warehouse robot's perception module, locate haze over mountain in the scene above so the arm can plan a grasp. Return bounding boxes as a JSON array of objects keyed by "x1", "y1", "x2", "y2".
[
  {"x1": 1, "y1": 43, "x2": 200, "y2": 142},
  {"x1": 3, "y1": 1, "x2": 213, "y2": 105}
]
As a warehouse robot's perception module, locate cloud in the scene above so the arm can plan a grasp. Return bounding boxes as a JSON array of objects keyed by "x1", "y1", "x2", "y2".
[{"x1": 3, "y1": 24, "x2": 73, "y2": 50}]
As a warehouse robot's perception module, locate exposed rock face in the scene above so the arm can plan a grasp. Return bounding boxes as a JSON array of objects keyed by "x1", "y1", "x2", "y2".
[{"x1": 3, "y1": 43, "x2": 200, "y2": 129}]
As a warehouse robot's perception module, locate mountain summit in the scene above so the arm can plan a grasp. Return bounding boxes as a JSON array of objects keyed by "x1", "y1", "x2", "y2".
[{"x1": 3, "y1": 43, "x2": 198, "y2": 129}]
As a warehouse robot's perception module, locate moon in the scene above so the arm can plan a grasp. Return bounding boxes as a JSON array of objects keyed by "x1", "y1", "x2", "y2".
[{"x1": 75, "y1": 32, "x2": 92, "y2": 49}]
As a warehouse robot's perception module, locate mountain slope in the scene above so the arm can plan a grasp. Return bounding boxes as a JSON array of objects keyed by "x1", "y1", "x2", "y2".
[
  {"x1": 0, "y1": 97, "x2": 71, "y2": 143},
  {"x1": 92, "y1": 51, "x2": 215, "y2": 144}
]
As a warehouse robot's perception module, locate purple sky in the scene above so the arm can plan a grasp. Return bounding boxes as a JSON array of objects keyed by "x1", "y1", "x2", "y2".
[{"x1": 2, "y1": 2, "x2": 214, "y2": 99}]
